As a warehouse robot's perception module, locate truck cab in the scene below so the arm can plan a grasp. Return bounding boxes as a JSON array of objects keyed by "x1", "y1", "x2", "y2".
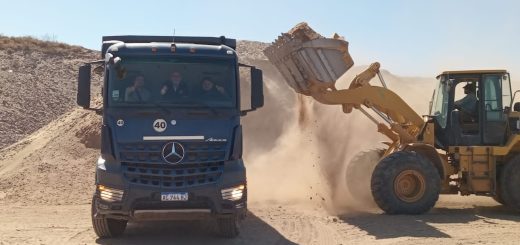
[{"x1": 77, "y1": 36, "x2": 263, "y2": 238}]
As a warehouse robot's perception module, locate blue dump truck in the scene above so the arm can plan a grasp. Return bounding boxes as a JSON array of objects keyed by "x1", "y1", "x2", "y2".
[{"x1": 76, "y1": 36, "x2": 264, "y2": 238}]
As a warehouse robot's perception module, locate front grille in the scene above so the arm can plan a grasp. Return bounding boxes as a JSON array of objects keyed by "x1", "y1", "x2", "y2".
[
  {"x1": 119, "y1": 142, "x2": 227, "y2": 164},
  {"x1": 118, "y1": 141, "x2": 227, "y2": 188},
  {"x1": 122, "y1": 161, "x2": 224, "y2": 188}
]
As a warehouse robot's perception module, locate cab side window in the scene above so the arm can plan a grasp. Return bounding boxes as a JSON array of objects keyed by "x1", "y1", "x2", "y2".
[{"x1": 483, "y1": 75, "x2": 503, "y2": 121}]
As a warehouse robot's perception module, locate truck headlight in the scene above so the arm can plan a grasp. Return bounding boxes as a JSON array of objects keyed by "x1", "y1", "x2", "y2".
[
  {"x1": 97, "y1": 156, "x2": 106, "y2": 170},
  {"x1": 221, "y1": 184, "x2": 245, "y2": 201},
  {"x1": 98, "y1": 185, "x2": 124, "y2": 202}
]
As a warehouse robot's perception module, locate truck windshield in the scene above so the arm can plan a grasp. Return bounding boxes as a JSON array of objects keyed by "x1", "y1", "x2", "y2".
[
  {"x1": 107, "y1": 57, "x2": 237, "y2": 108},
  {"x1": 431, "y1": 78, "x2": 449, "y2": 128}
]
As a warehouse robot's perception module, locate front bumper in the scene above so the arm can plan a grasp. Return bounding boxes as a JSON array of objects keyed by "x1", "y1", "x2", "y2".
[{"x1": 93, "y1": 159, "x2": 247, "y2": 221}]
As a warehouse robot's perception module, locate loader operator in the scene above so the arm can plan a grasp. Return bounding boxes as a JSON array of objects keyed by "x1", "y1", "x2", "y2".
[{"x1": 454, "y1": 83, "x2": 477, "y2": 117}]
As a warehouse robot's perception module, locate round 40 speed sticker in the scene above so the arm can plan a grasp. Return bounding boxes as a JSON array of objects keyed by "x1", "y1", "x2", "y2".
[{"x1": 153, "y1": 119, "x2": 167, "y2": 132}]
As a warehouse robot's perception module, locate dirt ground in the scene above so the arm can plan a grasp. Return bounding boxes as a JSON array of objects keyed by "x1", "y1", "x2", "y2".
[
  {"x1": 1, "y1": 116, "x2": 517, "y2": 245},
  {"x1": 1, "y1": 196, "x2": 519, "y2": 245}
]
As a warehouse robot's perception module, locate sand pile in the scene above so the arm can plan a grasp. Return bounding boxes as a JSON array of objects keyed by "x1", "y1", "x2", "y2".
[{"x1": 0, "y1": 35, "x2": 99, "y2": 149}]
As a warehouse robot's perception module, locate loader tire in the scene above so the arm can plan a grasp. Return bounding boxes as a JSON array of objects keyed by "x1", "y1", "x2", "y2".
[
  {"x1": 91, "y1": 198, "x2": 127, "y2": 238},
  {"x1": 493, "y1": 166, "x2": 506, "y2": 205},
  {"x1": 499, "y1": 156, "x2": 520, "y2": 211},
  {"x1": 493, "y1": 194, "x2": 505, "y2": 205},
  {"x1": 371, "y1": 151, "x2": 440, "y2": 214},
  {"x1": 345, "y1": 149, "x2": 384, "y2": 205}
]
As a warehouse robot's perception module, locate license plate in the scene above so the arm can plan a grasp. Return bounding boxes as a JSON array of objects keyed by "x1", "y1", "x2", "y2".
[{"x1": 161, "y1": 192, "x2": 189, "y2": 201}]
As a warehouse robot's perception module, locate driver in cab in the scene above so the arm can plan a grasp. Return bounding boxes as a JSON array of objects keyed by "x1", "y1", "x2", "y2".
[
  {"x1": 454, "y1": 83, "x2": 477, "y2": 117},
  {"x1": 160, "y1": 71, "x2": 189, "y2": 99}
]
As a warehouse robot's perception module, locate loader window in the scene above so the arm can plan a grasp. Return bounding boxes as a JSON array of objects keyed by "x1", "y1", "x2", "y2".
[
  {"x1": 482, "y1": 74, "x2": 509, "y2": 145},
  {"x1": 483, "y1": 75, "x2": 505, "y2": 121},
  {"x1": 501, "y1": 74, "x2": 512, "y2": 108},
  {"x1": 432, "y1": 80, "x2": 449, "y2": 128}
]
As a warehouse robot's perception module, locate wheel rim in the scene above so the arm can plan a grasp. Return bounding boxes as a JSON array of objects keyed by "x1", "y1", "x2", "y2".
[{"x1": 394, "y1": 170, "x2": 426, "y2": 203}]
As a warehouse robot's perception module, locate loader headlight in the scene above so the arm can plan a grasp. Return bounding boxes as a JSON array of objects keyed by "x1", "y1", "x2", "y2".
[
  {"x1": 98, "y1": 185, "x2": 124, "y2": 202},
  {"x1": 221, "y1": 184, "x2": 245, "y2": 201}
]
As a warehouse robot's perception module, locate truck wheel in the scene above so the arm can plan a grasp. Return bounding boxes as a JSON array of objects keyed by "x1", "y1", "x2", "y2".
[
  {"x1": 499, "y1": 156, "x2": 520, "y2": 211},
  {"x1": 217, "y1": 215, "x2": 240, "y2": 238},
  {"x1": 371, "y1": 151, "x2": 440, "y2": 214},
  {"x1": 91, "y1": 198, "x2": 127, "y2": 238},
  {"x1": 345, "y1": 149, "x2": 384, "y2": 205}
]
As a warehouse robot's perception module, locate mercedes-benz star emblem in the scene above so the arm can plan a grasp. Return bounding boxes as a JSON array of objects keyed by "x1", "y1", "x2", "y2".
[{"x1": 162, "y1": 142, "x2": 185, "y2": 164}]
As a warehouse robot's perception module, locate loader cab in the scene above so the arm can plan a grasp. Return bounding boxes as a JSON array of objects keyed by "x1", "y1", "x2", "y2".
[{"x1": 431, "y1": 70, "x2": 512, "y2": 148}]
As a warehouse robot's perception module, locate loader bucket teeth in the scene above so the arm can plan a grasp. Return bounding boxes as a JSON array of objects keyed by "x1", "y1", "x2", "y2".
[{"x1": 263, "y1": 22, "x2": 354, "y2": 95}]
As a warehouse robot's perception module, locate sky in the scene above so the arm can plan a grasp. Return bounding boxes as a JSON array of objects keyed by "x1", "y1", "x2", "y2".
[{"x1": 1, "y1": 0, "x2": 520, "y2": 77}]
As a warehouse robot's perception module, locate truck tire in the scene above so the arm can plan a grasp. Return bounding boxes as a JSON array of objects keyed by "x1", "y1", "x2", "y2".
[
  {"x1": 217, "y1": 215, "x2": 240, "y2": 238},
  {"x1": 371, "y1": 151, "x2": 440, "y2": 214},
  {"x1": 345, "y1": 149, "x2": 384, "y2": 205},
  {"x1": 91, "y1": 198, "x2": 127, "y2": 238},
  {"x1": 499, "y1": 156, "x2": 520, "y2": 211}
]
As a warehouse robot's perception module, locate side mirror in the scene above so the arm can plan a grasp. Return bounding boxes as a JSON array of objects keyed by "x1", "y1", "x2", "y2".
[
  {"x1": 250, "y1": 68, "x2": 264, "y2": 110},
  {"x1": 77, "y1": 64, "x2": 91, "y2": 109},
  {"x1": 514, "y1": 102, "x2": 520, "y2": 112}
]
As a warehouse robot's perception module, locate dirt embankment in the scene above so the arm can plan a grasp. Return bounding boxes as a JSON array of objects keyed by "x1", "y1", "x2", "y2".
[{"x1": 0, "y1": 36, "x2": 99, "y2": 149}]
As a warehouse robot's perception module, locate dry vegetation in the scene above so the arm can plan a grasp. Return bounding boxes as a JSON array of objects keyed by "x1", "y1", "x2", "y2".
[{"x1": 0, "y1": 35, "x2": 90, "y2": 56}]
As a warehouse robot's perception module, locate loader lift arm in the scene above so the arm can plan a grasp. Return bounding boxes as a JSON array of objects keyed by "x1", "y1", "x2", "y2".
[{"x1": 310, "y1": 64, "x2": 424, "y2": 151}]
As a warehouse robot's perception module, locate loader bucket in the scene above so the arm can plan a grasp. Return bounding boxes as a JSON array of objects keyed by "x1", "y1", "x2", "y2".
[{"x1": 263, "y1": 22, "x2": 354, "y2": 95}]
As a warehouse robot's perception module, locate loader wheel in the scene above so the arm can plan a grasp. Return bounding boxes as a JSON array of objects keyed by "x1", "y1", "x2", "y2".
[
  {"x1": 493, "y1": 166, "x2": 506, "y2": 205},
  {"x1": 493, "y1": 193, "x2": 505, "y2": 205},
  {"x1": 345, "y1": 149, "x2": 384, "y2": 205},
  {"x1": 499, "y1": 156, "x2": 520, "y2": 211},
  {"x1": 91, "y1": 198, "x2": 127, "y2": 238},
  {"x1": 371, "y1": 151, "x2": 440, "y2": 214}
]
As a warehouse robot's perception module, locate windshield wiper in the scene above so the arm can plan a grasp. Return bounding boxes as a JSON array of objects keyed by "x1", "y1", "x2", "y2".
[
  {"x1": 121, "y1": 101, "x2": 220, "y2": 116},
  {"x1": 178, "y1": 100, "x2": 219, "y2": 116},
  {"x1": 151, "y1": 102, "x2": 173, "y2": 115}
]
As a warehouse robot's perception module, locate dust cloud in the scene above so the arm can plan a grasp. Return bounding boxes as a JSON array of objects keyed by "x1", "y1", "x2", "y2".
[{"x1": 243, "y1": 63, "x2": 435, "y2": 214}]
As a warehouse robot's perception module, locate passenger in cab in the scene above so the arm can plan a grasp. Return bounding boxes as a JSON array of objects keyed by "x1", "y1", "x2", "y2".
[
  {"x1": 199, "y1": 77, "x2": 227, "y2": 99},
  {"x1": 125, "y1": 74, "x2": 151, "y2": 102}
]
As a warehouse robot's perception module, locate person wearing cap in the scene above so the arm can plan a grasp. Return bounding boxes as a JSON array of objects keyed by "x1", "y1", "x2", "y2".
[{"x1": 454, "y1": 83, "x2": 477, "y2": 116}]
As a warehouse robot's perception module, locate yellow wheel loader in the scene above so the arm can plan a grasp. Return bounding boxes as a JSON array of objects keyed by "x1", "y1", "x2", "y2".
[{"x1": 264, "y1": 23, "x2": 520, "y2": 214}]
